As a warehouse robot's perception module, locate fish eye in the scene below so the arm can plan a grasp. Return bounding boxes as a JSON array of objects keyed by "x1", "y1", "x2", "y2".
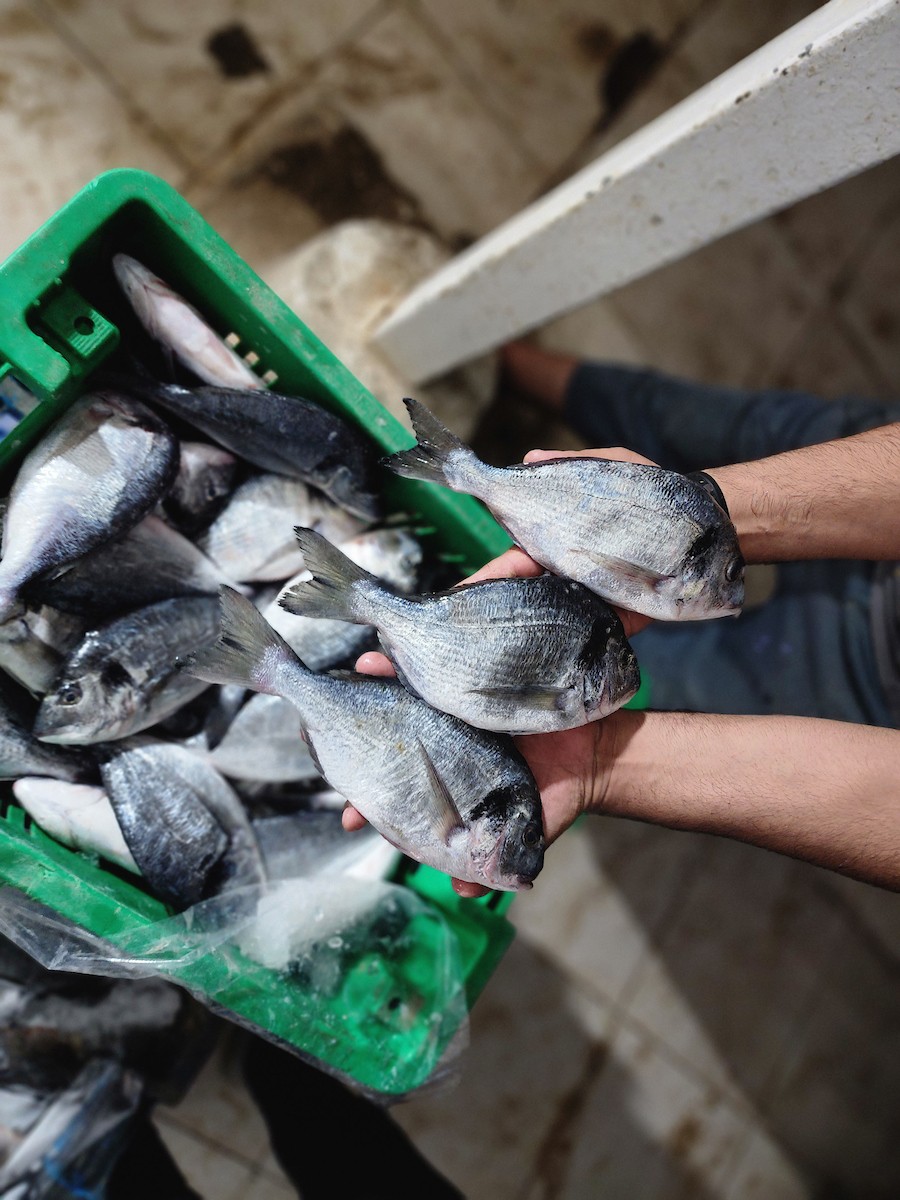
[
  {"x1": 57, "y1": 682, "x2": 82, "y2": 706},
  {"x1": 522, "y1": 822, "x2": 542, "y2": 848},
  {"x1": 725, "y1": 557, "x2": 744, "y2": 582}
]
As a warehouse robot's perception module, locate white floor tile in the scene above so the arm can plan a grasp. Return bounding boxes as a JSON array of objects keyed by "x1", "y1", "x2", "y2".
[
  {"x1": 39, "y1": 0, "x2": 381, "y2": 169},
  {"x1": 0, "y1": 4, "x2": 183, "y2": 264},
  {"x1": 154, "y1": 1119, "x2": 260, "y2": 1200},
  {"x1": 394, "y1": 936, "x2": 615, "y2": 1200},
  {"x1": 624, "y1": 842, "x2": 843, "y2": 1107}
]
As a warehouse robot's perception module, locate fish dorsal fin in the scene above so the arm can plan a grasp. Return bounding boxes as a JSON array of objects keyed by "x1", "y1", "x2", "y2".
[
  {"x1": 417, "y1": 738, "x2": 465, "y2": 844},
  {"x1": 578, "y1": 549, "x2": 673, "y2": 590}
]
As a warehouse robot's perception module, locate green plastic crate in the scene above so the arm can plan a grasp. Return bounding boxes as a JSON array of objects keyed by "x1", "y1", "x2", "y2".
[{"x1": 0, "y1": 169, "x2": 519, "y2": 1096}]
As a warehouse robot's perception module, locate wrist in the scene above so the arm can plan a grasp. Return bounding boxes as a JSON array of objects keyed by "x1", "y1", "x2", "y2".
[{"x1": 705, "y1": 462, "x2": 803, "y2": 564}]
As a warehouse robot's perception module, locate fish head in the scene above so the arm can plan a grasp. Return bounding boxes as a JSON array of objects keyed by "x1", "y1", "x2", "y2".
[
  {"x1": 469, "y1": 781, "x2": 545, "y2": 890},
  {"x1": 342, "y1": 529, "x2": 423, "y2": 591},
  {"x1": 668, "y1": 521, "x2": 745, "y2": 619},
  {"x1": 34, "y1": 664, "x2": 136, "y2": 745},
  {"x1": 581, "y1": 619, "x2": 642, "y2": 719}
]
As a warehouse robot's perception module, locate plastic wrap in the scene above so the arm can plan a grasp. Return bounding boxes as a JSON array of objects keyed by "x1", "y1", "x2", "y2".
[
  {"x1": 0, "y1": 1059, "x2": 141, "y2": 1199},
  {"x1": 0, "y1": 874, "x2": 469, "y2": 1102}
]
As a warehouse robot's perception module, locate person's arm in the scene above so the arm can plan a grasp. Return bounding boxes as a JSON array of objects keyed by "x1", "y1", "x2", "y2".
[
  {"x1": 706, "y1": 422, "x2": 900, "y2": 563},
  {"x1": 589, "y1": 710, "x2": 900, "y2": 891}
]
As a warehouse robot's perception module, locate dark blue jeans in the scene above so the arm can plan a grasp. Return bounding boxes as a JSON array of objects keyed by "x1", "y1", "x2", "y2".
[{"x1": 564, "y1": 365, "x2": 900, "y2": 726}]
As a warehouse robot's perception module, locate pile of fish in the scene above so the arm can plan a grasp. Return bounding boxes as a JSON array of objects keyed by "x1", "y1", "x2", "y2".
[
  {"x1": 0, "y1": 930, "x2": 210, "y2": 1196},
  {"x1": 0, "y1": 248, "x2": 745, "y2": 925}
]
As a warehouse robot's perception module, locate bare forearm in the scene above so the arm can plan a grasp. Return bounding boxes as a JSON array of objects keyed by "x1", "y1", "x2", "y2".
[
  {"x1": 707, "y1": 423, "x2": 900, "y2": 563},
  {"x1": 594, "y1": 710, "x2": 900, "y2": 890}
]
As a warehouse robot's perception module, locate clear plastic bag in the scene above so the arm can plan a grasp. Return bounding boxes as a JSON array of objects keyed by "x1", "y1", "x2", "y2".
[
  {"x1": 0, "y1": 1059, "x2": 141, "y2": 1199},
  {"x1": 0, "y1": 873, "x2": 469, "y2": 1102}
]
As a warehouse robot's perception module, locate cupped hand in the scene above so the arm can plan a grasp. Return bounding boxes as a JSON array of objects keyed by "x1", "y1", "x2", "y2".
[{"x1": 344, "y1": 444, "x2": 653, "y2": 896}]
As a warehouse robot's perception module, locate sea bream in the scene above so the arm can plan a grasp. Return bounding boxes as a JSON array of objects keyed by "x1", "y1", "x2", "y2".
[
  {"x1": 27, "y1": 515, "x2": 238, "y2": 620},
  {"x1": 34, "y1": 595, "x2": 221, "y2": 745},
  {"x1": 163, "y1": 441, "x2": 238, "y2": 534},
  {"x1": 144, "y1": 381, "x2": 382, "y2": 521},
  {"x1": 113, "y1": 253, "x2": 265, "y2": 391},
  {"x1": 199, "y1": 473, "x2": 365, "y2": 584},
  {"x1": 186, "y1": 588, "x2": 545, "y2": 891},
  {"x1": 0, "y1": 392, "x2": 178, "y2": 622},
  {"x1": 0, "y1": 687, "x2": 94, "y2": 783},
  {"x1": 282, "y1": 528, "x2": 640, "y2": 734},
  {"x1": 99, "y1": 739, "x2": 266, "y2": 910},
  {"x1": 262, "y1": 528, "x2": 422, "y2": 671},
  {"x1": 12, "y1": 778, "x2": 138, "y2": 874},
  {"x1": 383, "y1": 398, "x2": 745, "y2": 621}
]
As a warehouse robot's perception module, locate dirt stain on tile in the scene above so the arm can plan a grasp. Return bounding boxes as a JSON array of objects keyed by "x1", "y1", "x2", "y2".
[
  {"x1": 601, "y1": 32, "x2": 664, "y2": 121},
  {"x1": 258, "y1": 118, "x2": 427, "y2": 230},
  {"x1": 532, "y1": 1041, "x2": 608, "y2": 1197},
  {"x1": 207, "y1": 23, "x2": 271, "y2": 79},
  {"x1": 667, "y1": 1114, "x2": 702, "y2": 1161}
]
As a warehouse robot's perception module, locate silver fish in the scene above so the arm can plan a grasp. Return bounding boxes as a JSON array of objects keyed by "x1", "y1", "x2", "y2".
[
  {"x1": 99, "y1": 738, "x2": 265, "y2": 910},
  {"x1": 12, "y1": 778, "x2": 138, "y2": 874},
  {"x1": 145, "y1": 381, "x2": 382, "y2": 521},
  {"x1": 384, "y1": 398, "x2": 745, "y2": 621},
  {"x1": 33, "y1": 595, "x2": 220, "y2": 745},
  {"x1": 0, "y1": 392, "x2": 178, "y2": 622},
  {"x1": 199, "y1": 473, "x2": 365, "y2": 584},
  {"x1": 0, "y1": 1060, "x2": 139, "y2": 1194},
  {"x1": 208, "y1": 694, "x2": 319, "y2": 784},
  {"x1": 0, "y1": 606, "x2": 87, "y2": 696},
  {"x1": 163, "y1": 440, "x2": 238, "y2": 534},
  {"x1": 0, "y1": 687, "x2": 94, "y2": 782},
  {"x1": 113, "y1": 253, "x2": 264, "y2": 390},
  {"x1": 186, "y1": 588, "x2": 544, "y2": 891},
  {"x1": 283, "y1": 529, "x2": 640, "y2": 734},
  {"x1": 263, "y1": 528, "x2": 422, "y2": 671},
  {"x1": 28, "y1": 515, "x2": 236, "y2": 619},
  {"x1": 252, "y1": 810, "x2": 389, "y2": 882}
]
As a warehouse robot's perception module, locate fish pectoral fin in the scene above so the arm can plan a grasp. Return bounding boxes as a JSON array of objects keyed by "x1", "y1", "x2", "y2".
[
  {"x1": 469, "y1": 684, "x2": 573, "y2": 711},
  {"x1": 416, "y1": 739, "x2": 465, "y2": 845},
  {"x1": 303, "y1": 731, "x2": 327, "y2": 781},
  {"x1": 578, "y1": 549, "x2": 673, "y2": 591}
]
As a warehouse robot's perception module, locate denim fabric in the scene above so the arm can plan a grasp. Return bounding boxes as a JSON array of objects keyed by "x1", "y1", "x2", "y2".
[{"x1": 563, "y1": 365, "x2": 900, "y2": 726}]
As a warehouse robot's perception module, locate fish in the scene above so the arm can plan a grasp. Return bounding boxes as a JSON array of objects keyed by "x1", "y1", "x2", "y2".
[
  {"x1": 198, "y1": 473, "x2": 365, "y2": 584},
  {"x1": 0, "y1": 686, "x2": 95, "y2": 783},
  {"x1": 0, "y1": 1060, "x2": 139, "y2": 1194},
  {"x1": 26, "y1": 515, "x2": 236, "y2": 620},
  {"x1": 0, "y1": 605, "x2": 87, "y2": 696},
  {"x1": 252, "y1": 810, "x2": 390, "y2": 882},
  {"x1": 383, "y1": 398, "x2": 746, "y2": 621},
  {"x1": 282, "y1": 528, "x2": 640, "y2": 734},
  {"x1": 208, "y1": 693, "x2": 319, "y2": 784},
  {"x1": 99, "y1": 739, "x2": 265, "y2": 910},
  {"x1": 12, "y1": 778, "x2": 138, "y2": 874},
  {"x1": 113, "y1": 253, "x2": 265, "y2": 390},
  {"x1": 0, "y1": 391, "x2": 179, "y2": 622},
  {"x1": 33, "y1": 595, "x2": 221, "y2": 745},
  {"x1": 262, "y1": 528, "x2": 422, "y2": 671},
  {"x1": 145, "y1": 381, "x2": 382, "y2": 521},
  {"x1": 185, "y1": 588, "x2": 545, "y2": 890},
  {"x1": 163, "y1": 440, "x2": 238, "y2": 534}
]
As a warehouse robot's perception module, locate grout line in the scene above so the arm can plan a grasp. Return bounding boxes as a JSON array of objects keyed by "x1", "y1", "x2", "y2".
[
  {"x1": 153, "y1": 1111, "x2": 267, "y2": 1173},
  {"x1": 404, "y1": 0, "x2": 547, "y2": 178},
  {"x1": 181, "y1": 0, "x2": 395, "y2": 191},
  {"x1": 24, "y1": 0, "x2": 193, "y2": 176}
]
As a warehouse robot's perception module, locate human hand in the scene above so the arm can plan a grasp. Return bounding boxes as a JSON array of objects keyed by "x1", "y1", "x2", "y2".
[{"x1": 344, "y1": 443, "x2": 651, "y2": 896}]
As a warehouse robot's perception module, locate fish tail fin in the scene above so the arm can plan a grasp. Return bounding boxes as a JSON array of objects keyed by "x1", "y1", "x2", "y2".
[
  {"x1": 382, "y1": 398, "x2": 476, "y2": 487},
  {"x1": 279, "y1": 527, "x2": 377, "y2": 623},
  {"x1": 184, "y1": 586, "x2": 300, "y2": 692}
]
